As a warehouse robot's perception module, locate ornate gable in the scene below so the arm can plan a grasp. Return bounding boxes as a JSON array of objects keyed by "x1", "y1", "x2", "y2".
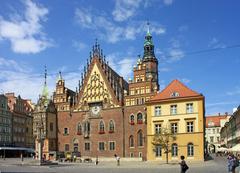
[{"x1": 76, "y1": 42, "x2": 128, "y2": 111}]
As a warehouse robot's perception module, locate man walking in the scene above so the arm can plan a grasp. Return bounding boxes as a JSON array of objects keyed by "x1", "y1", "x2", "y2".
[{"x1": 114, "y1": 154, "x2": 120, "y2": 166}]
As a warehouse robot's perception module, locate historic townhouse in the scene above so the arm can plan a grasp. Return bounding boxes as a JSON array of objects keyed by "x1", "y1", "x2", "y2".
[
  {"x1": 146, "y1": 80, "x2": 205, "y2": 161},
  {"x1": 51, "y1": 29, "x2": 158, "y2": 159},
  {"x1": 0, "y1": 94, "x2": 12, "y2": 146},
  {"x1": 205, "y1": 114, "x2": 230, "y2": 153},
  {"x1": 5, "y1": 93, "x2": 34, "y2": 148}
]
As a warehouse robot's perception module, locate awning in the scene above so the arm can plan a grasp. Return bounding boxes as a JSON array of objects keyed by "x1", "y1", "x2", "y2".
[
  {"x1": 228, "y1": 144, "x2": 240, "y2": 152},
  {"x1": 0, "y1": 147, "x2": 34, "y2": 152},
  {"x1": 216, "y1": 147, "x2": 228, "y2": 152}
]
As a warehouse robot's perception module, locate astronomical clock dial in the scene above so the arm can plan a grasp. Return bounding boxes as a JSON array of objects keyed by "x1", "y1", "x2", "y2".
[{"x1": 91, "y1": 105, "x2": 101, "y2": 115}]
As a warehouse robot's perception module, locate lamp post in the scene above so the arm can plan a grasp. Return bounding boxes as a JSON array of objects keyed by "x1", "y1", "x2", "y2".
[{"x1": 3, "y1": 143, "x2": 5, "y2": 160}]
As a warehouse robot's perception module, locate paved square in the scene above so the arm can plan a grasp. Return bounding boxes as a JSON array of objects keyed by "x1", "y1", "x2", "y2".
[{"x1": 0, "y1": 155, "x2": 233, "y2": 173}]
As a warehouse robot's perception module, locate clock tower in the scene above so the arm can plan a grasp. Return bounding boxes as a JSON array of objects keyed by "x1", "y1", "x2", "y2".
[{"x1": 142, "y1": 23, "x2": 159, "y2": 91}]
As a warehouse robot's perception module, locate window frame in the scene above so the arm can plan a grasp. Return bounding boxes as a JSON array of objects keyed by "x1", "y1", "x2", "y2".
[
  {"x1": 155, "y1": 106, "x2": 161, "y2": 116},
  {"x1": 171, "y1": 123, "x2": 178, "y2": 134},
  {"x1": 170, "y1": 105, "x2": 177, "y2": 115},
  {"x1": 155, "y1": 145, "x2": 162, "y2": 157},
  {"x1": 109, "y1": 120, "x2": 115, "y2": 133},
  {"x1": 186, "y1": 121, "x2": 194, "y2": 133},
  {"x1": 99, "y1": 142, "x2": 105, "y2": 151},
  {"x1": 109, "y1": 141, "x2": 115, "y2": 151},
  {"x1": 186, "y1": 103, "x2": 194, "y2": 114},
  {"x1": 155, "y1": 124, "x2": 161, "y2": 134},
  {"x1": 187, "y1": 143, "x2": 194, "y2": 157},
  {"x1": 171, "y1": 143, "x2": 178, "y2": 157}
]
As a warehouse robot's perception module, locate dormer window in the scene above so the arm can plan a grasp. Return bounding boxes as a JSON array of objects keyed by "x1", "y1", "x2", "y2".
[{"x1": 171, "y1": 92, "x2": 179, "y2": 97}]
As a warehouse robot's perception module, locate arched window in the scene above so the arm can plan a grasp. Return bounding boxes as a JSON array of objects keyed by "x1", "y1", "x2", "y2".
[
  {"x1": 129, "y1": 135, "x2": 134, "y2": 147},
  {"x1": 130, "y1": 114, "x2": 134, "y2": 125},
  {"x1": 172, "y1": 143, "x2": 178, "y2": 157},
  {"x1": 137, "y1": 113, "x2": 143, "y2": 124},
  {"x1": 187, "y1": 143, "x2": 194, "y2": 156},
  {"x1": 73, "y1": 138, "x2": 79, "y2": 152},
  {"x1": 137, "y1": 130, "x2": 144, "y2": 147},
  {"x1": 99, "y1": 120, "x2": 105, "y2": 134},
  {"x1": 83, "y1": 121, "x2": 90, "y2": 136},
  {"x1": 77, "y1": 123, "x2": 82, "y2": 135},
  {"x1": 109, "y1": 120, "x2": 115, "y2": 133}
]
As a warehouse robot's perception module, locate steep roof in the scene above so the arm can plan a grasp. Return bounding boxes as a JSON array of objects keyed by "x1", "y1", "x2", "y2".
[
  {"x1": 150, "y1": 79, "x2": 202, "y2": 101},
  {"x1": 205, "y1": 115, "x2": 230, "y2": 128}
]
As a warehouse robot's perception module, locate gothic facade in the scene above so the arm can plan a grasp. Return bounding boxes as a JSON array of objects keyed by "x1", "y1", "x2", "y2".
[{"x1": 53, "y1": 30, "x2": 159, "y2": 159}]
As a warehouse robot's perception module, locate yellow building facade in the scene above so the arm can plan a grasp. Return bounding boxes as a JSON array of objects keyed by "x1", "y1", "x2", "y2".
[{"x1": 147, "y1": 79, "x2": 205, "y2": 162}]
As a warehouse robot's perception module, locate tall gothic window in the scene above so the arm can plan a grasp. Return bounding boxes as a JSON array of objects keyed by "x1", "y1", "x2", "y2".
[
  {"x1": 99, "y1": 120, "x2": 105, "y2": 134},
  {"x1": 73, "y1": 138, "x2": 79, "y2": 152},
  {"x1": 137, "y1": 130, "x2": 144, "y2": 147},
  {"x1": 83, "y1": 121, "x2": 90, "y2": 134},
  {"x1": 130, "y1": 114, "x2": 134, "y2": 125},
  {"x1": 109, "y1": 120, "x2": 115, "y2": 133},
  {"x1": 137, "y1": 113, "x2": 143, "y2": 124},
  {"x1": 129, "y1": 135, "x2": 134, "y2": 147},
  {"x1": 77, "y1": 123, "x2": 82, "y2": 135}
]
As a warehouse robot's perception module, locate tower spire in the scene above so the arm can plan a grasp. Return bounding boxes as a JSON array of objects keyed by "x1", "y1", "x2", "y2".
[
  {"x1": 44, "y1": 65, "x2": 47, "y2": 85},
  {"x1": 143, "y1": 21, "x2": 155, "y2": 60},
  {"x1": 147, "y1": 21, "x2": 150, "y2": 35},
  {"x1": 42, "y1": 65, "x2": 49, "y2": 99}
]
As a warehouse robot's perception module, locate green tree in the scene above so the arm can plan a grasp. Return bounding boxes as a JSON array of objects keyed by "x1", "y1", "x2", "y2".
[{"x1": 152, "y1": 126, "x2": 176, "y2": 164}]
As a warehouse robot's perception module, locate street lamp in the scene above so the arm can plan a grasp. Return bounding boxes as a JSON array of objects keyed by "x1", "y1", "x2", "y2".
[{"x1": 3, "y1": 143, "x2": 5, "y2": 160}]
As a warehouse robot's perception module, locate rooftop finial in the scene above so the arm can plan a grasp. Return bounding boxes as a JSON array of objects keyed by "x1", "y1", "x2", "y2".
[
  {"x1": 95, "y1": 38, "x2": 98, "y2": 49},
  {"x1": 57, "y1": 71, "x2": 62, "y2": 81},
  {"x1": 42, "y1": 65, "x2": 49, "y2": 99},
  {"x1": 44, "y1": 65, "x2": 47, "y2": 85},
  {"x1": 147, "y1": 21, "x2": 150, "y2": 35}
]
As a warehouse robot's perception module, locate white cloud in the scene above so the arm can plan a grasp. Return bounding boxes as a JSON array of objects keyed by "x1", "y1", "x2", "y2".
[
  {"x1": 106, "y1": 53, "x2": 135, "y2": 79},
  {"x1": 206, "y1": 101, "x2": 238, "y2": 107},
  {"x1": 226, "y1": 87, "x2": 240, "y2": 96},
  {"x1": 75, "y1": 8, "x2": 94, "y2": 28},
  {"x1": 208, "y1": 37, "x2": 226, "y2": 49},
  {"x1": 159, "y1": 67, "x2": 171, "y2": 72},
  {"x1": 112, "y1": 0, "x2": 142, "y2": 22},
  {"x1": 179, "y1": 78, "x2": 191, "y2": 84},
  {"x1": 72, "y1": 40, "x2": 87, "y2": 51},
  {"x1": 0, "y1": 57, "x2": 81, "y2": 103},
  {"x1": 75, "y1": 8, "x2": 166, "y2": 43},
  {"x1": 163, "y1": 0, "x2": 174, "y2": 5},
  {"x1": 0, "y1": 0, "x2": 52, "y2": 54},
  {"x1": 168, "y1": 49, "x2": 185, "y2": 62}
]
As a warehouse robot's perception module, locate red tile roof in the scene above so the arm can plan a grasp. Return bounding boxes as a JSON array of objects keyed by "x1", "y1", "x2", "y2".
[
  {"x1": 205, "y1": 115, "x2": 230, "y2": 128},
  {"x1": 150, "y1": 79, "x2": 202, "y2": 101}
]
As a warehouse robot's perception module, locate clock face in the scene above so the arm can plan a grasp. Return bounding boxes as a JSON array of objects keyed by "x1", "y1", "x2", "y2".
[{"x1": 91, "y1": 106, "x2": 100, "y2": 115}]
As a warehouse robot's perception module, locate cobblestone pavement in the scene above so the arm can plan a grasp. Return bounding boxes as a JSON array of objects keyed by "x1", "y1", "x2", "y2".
[{"x1": 0, "y1": 155, "x2": 235, "y2": 173}]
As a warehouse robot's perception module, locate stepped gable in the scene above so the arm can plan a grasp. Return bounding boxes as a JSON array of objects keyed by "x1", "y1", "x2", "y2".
[
  {"x1": 77, "y1": 41, "x2": 128, "y2": 110},
  {"x1": 150, "y1": 79, "x2": 201, "y2": 101}
]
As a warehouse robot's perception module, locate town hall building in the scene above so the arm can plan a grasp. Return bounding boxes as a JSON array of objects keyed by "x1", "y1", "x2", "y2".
[
  {"x1": 52, "y1": 28, "x2": 158, "y2": 159},
  {"x1": 33, "y1": 27, "x2": 205, "y2": 161}
]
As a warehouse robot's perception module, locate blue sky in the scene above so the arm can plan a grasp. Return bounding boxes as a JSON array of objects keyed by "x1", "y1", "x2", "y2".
[{"x1": 0, "y1": 0, "x2": 240, "y2": 115}]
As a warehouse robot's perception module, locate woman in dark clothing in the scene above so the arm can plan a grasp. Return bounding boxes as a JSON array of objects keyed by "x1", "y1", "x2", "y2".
[{"x1": 179, "y1": 155, "x2": 189, "y2": 173}]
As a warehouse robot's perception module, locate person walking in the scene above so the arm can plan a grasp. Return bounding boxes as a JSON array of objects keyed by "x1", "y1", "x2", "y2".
[
  {"x1": 114, "y1": 154, "x2": 120, "y2": 166},
  {"x1": 228, "y1": 154, "x2": 237, "y2": 173},
  {"x1": 95, "y1": 155, "x2": 99, "y2": 165},
  {"x1": 179, "y1": 155, "x2": 189, "y2": 173}
]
